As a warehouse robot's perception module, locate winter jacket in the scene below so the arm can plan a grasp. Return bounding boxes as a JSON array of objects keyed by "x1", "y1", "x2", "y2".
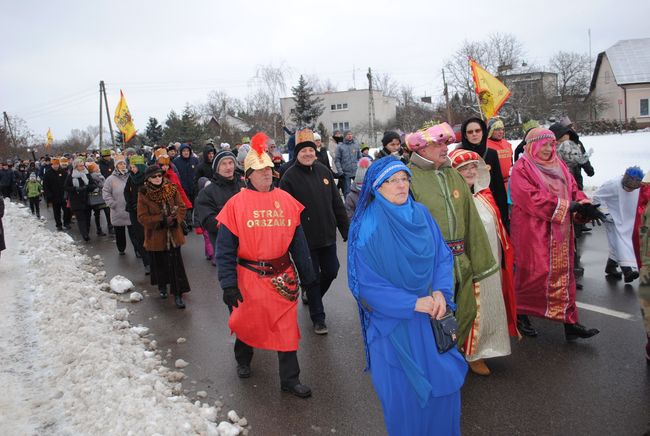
[
  {"x1": 14, "y1": 170, "x2": 29, "y2": 191},
  {"x1": 164, "y1": 168, "x2": 192, "y2": 209},
  {"x1": 0, "y1": 168, "x2": 14, "y2": 188},
  {"x1": 102, "y1": 170, "x2": 131, "y2": 226},
  {"x1": 194, "y1": 146, "x2": 216, "y2": 188},
  {"x1": 43, "y1": 167, "x2": 69, "y2": 203},
  {"x1": 378, "y1": 147, "x2": 409, "y2": 165},
  {"x1": 344, "y1": 183, "x2": 360, "y2": 219},
  {"x1": 280, "y1": 160, "x2": 349, "y2": 249},
  {"x1": 172, "y1": 144, "x2": 199, "y2": 203},
  {"x1": 548, "y1": 123, "x2": 594, "y2": 190},
  {"x1": 334, "y1": 139, "x2": 361, "y2": 177},
  {"x1": 124, "y1": 175, "x2": 144, "y2": 224},
  {"x1": 137, "y1": 182, "x2": 187, "y2": 251},
  {"x1": 64, "y1": 171, "x2": 96, "y2": 211},
  {"x1": 98, "y1": 158, "x2": 115, "y2": 179},
  {"x1": 316, "y1": 148, "x2": 332, "y2": 171},
  {"x1": 458, "y1": 117, "x2": 510, "y2": 231},
  {"x1": 25, "y1": 180, "x2": 43, "y2": 198},
  {"x1": 194, "y1": 173, "x2": 246, "y2": 243}
]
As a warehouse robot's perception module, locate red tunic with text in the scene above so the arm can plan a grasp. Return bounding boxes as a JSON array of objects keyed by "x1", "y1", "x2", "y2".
[
  {"x1": 487, "y1": 138, "x2": 514, "y2": 192},
  {"x1": 217, "y1": 188, "x2": 304, "y2": 351}
]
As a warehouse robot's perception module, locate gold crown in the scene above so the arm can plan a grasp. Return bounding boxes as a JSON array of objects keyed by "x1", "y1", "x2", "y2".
[{"x1": 295, "y1": 128, "x2": 315, "y2": 145}]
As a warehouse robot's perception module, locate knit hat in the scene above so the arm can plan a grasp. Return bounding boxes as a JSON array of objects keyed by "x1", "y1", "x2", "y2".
[
  {"x1": 355, "y1": 157, "x2": 372, "y2": 186},
  {"x1": 86, "y1": 162, "x2": 98, "y2": 173},
  {"x1": 243, "y1": 132, "x2": 274, "y2": 176},
  {"x1": 100, "y1": 149, "x2": 112, "y2": 157},
  {"x1": 405, "y1": 122, "x2": 455, "y2": 152},
  {"x1": 622, "y1": 166, "x2": 644, "y2": 190},
  {"x1": 157, "y1": 154, "x2": 170, "y2": 166},
  {"x1": 114, "y1": 154, "x2": 126, "y2": 165},
  {"x1": 549, "y1": 122, "x2": 572, "y2": 140},
  {"x1": 313, "y1": 132, "x2": 321, "y2": 141},
  {"x1": 29, "y1": 173, "x2": 37, "y2": 180},
  {"x1": 360, "y1": 144, "x2": 370, "y2": 152},
  {"x1": 129, "y1": 155, "x2": 145, "y2": 166},
  {"x1": 212, "y1": 150, "x2": 237, "y2": 173},
  {"x1": 154, "y1": 148, "x2": 168, "y2": 160},
  {"x1": 294, "y1": 128, "x2": 317, "y2": 155},
  {"x1": 381, "y1": 131, "x2": 401, "y2": 147},
  {"x1": 236, "y1": 144, "x2": 251, "y2": 168},
  {"x1": 241, "y1": 136, "x2": 251, "y2": 144},
  {"x1": 220, "y1": 142, "x2": 231, "y2": 150},
  {"x1": 487, "y1": 117, "x2": 504, "y2": 139},
  {"x1": 144, "y1": 165, "x2": 164, "y2": 180},
  {"x1": 51, "y1": 157, "x2": 60, "y2": 165}
]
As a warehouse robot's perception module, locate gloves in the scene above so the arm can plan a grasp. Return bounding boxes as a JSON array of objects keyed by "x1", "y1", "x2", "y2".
[
  {"x1": 223, "y1": 287, "x2": 243, "y2": 308},
  {"x1": 576, "y1": 203, "x2": 608, "y2": 226},
  {"x1": 569, "y1": 201, "x2": 581, "y2": 213}
]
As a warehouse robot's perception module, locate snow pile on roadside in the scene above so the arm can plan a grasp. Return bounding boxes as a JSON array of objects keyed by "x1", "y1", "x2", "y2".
[{"x1": 0, "y1": 202, "x2": 242, "y2": 435}]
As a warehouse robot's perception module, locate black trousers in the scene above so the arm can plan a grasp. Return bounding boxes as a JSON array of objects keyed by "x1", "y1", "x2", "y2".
[
  {"x1": 234, "y1": 338, "x2": 300, "y2": 387},
  {"x1": 73, "y1": 208, "x2": 92, "y2": 239},
  {"x1": 113, "y1": 225, "x2": 138, "y2": 254},
  {"x1": 93, "y1": 207, "x2": 111, "y2": 233},
  {"x1": 129, "y1": 219, "x2": 150, "y2": 267},
  {"x1": 306, "y1": 244, "x2": 340, "y2": 324},
  {"x1": 52, "y1": 201, "x2": 72, "y2": 228},
  {"x1": 28, "y1": 197, "x2": 41, "y2": 217}
]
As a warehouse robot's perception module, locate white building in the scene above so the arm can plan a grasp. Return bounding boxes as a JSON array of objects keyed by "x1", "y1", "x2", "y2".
[
  {"x1": 280, "y1": 89, "x2": 398, "y2": 144},
  {"x1": 589, "y1": 38, "x2": 650, "y2": 126}
]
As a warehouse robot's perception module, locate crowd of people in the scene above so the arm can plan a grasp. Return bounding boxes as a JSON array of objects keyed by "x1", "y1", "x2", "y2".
[{"x1": 0, "y1": 116, "x2": 648, "y2": 435}]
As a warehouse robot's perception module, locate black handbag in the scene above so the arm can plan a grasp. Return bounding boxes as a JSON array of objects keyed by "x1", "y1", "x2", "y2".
[
  {"x1": 88, "y1": 189, "x2": 107, "y2": 210},
  {"x1": 430, "y1": 307, "x2": 459, "y2": 353}
]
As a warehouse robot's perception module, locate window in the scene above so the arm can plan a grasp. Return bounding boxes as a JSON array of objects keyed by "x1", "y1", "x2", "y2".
[
  {"x1": 342, "y1": 103, "x2": 348, "y2": 109},
  {"x1": 330, "y1": 103, "x2": 349, "y2": 111},
  {"x1": 331, "y1": 104, "x2": 336, "y2": 110},
  {"x1": 641, "y1": 98, "x2": 649, "y2": 117},
  {"x1": 332, "y1": 122, "x2": 350, "y2": 131}
]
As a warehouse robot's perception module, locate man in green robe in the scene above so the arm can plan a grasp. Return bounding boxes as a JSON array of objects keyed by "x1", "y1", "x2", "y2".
[{"x1": 406, "y1": 122, "x2": 500, "y2": 347}]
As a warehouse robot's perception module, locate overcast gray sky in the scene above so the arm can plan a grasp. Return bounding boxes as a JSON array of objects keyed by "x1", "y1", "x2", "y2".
[{"x1": 1, "y1": 0, "x2": 648, "y2": 142}]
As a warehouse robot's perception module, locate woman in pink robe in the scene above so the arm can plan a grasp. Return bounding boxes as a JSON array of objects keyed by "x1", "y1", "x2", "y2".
[{"x1": 510, "y1": 128, "x2": 600, "y2": 341}]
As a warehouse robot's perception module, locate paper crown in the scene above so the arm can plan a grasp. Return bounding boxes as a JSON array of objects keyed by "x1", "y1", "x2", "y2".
[{"x1": 295, "y1": 128, "x2": 315, "y2": 145}]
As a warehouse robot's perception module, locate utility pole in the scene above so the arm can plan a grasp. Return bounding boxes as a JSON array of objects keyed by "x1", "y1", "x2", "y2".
[
  {"x1": 99, "y1": 82, "x2": 103, "y2": 149},
  {"x1": 353, "y1": 64, "x2": 356, "y2": 89},
  {"x1": 3, "y1": 112, "x2": 18, "y2": 148},
  {"x1": 100, "y1": 81, "x2": 116, "y2": 149},
  {"x1": 442, "y1": 69, "x2": 452, "y2": 125},
  {"x1": 367, "y1": 68, "x2": 376, "y2": 147}
]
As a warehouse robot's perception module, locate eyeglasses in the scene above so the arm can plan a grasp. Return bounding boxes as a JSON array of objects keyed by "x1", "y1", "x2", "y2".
[
  {"x1": 149, "y1": 174, "x2": 163, "y2": 179},
  {"x1": 466, "y1": 129, "x2": 482, "y2": 135},
  {"x1": 383, "y1": 175, "x2": 411, "y2": 185}
]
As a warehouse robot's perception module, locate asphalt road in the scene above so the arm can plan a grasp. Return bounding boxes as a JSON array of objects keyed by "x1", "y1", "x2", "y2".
[{"x1": 43, "y1": 210, "x2": 649, "y2": 435}]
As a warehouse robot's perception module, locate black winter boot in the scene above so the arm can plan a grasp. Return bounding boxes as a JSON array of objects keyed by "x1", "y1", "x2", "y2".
[
  {"x1": 605, "y1": 258, "x2": 622, "y2": 278},
  {"x1": 564, "y1": 323, "x2": 600, "y2": 341}
]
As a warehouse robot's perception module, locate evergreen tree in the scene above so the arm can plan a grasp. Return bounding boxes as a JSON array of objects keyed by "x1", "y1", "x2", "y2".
[
  {"x1": 179, "y1": 105, "x2": 204, "y2": 145},
  {"x1": 114, "y1": 131, "x2": 125, "y2": 149},
  {"x1": 145, "y1": 117, "x2": 163, "y2": 145},
  {"x1": 162, "y1": 110, "x2": 183, "y2": 145},
  {"x1": 290, "y1": 75, "x2": 324, "y2": 128}
]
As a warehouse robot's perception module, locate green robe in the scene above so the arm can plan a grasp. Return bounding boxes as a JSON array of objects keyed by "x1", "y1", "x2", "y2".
[{"x1": 409, "y1": 153, "x2": 499, "y2": 347}]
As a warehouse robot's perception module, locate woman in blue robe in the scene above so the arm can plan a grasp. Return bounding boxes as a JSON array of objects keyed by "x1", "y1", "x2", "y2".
[{"x1": 348, "y1": 156, "x2": 467, "y2": 435}]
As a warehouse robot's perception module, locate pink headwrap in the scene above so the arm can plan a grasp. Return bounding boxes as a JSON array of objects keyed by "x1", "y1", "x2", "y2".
[
  {"x1": 405, "y1": 122, "x2": 455, "y2": 152},
  {"x1": 524, "y1": 128, "x2": 558, "y2": 167}
]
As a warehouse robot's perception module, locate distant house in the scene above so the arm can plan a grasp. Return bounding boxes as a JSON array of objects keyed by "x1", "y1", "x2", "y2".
[
  {"x1": 589, "y1": 38, "x2": 650, "y2": 126},
  {"x1": 501, "y1": 70, "x2": 559, "y2": 99},
  {"x1": 280, "y1": 89, "x2": 398, "y2": 143}
]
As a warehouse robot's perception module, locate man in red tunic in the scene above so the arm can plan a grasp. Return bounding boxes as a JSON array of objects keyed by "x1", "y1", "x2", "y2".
[
  {"x1": 216, "y1": 132, "x2": 316, "y2": 398},
  {"x1": 486, "y1": 117, "x2": 513, "y2": 193}
]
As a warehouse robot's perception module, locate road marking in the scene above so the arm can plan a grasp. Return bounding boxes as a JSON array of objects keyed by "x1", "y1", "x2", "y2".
[{"x1": 576, "y1": 301, "x2": 636, "y2": 320}]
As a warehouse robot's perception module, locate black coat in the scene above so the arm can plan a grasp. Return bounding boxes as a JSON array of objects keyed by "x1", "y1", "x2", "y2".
[
  {"x1": 194, "y1": 146, "x2": 216, "y2": 189},
  {"x1": 42, "y1": 167, "x2": 69, "y2": 202},
  {"x1": 124, "y1": 175, "x2": 145, "y2": 219},
  {"x1": 194, "y1": 174, "x2": 246, "y2": 241},
  {"x1": 279, "y1": 160, "x2": 349, "y2": 249},
  {"x1": 0, "y1": 196, "x2": 5, "y2": 252},
  {"x1": 98, "y1": 158, "x2": 115, "y2": 179},
  {"x1": 459, "y1": 117, "x2": 510, "y2": 231},
  {"x1": 64, "y1": 172, "x2": 96, "y2": 211},
  {"x1": 172, "y1": 144, "x2": 199, "y2": 202}
]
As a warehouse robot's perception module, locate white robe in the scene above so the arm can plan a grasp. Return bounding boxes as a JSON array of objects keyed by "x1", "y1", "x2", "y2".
[{"x1": 594, "y1": 178, "x2": 640, "y2": 268}]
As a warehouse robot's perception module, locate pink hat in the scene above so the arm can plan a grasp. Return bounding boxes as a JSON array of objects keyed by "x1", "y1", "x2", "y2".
[{"x1": 405, "y1": 122, "x2": 455, "y2": 152}]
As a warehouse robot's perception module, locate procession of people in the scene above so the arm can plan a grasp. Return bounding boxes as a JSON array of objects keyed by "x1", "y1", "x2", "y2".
[{"x1": 1, "y1": 117, "x2": 648, "y2": 436}]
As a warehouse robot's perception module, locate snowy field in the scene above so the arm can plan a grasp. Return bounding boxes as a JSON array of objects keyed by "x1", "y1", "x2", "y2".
[{"x1": 0, "y1": 202, "x2": 245, "y2": 435}]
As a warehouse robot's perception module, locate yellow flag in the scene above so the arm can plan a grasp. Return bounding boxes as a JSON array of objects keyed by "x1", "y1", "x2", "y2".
[
  {"x1": 114, "y1": 90, "x2": 136, "y2": 143},
  {"x1": 46, "y1": 128, "x2": 53, "y2": 148},
  {"x1": 469, "y1": 59, "x2": 511, "y2": 119}
]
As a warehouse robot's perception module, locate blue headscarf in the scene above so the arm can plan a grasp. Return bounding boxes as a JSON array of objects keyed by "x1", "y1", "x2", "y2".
[{"x1": 348, "y1": 157, "x2": 438, "y2": 398}]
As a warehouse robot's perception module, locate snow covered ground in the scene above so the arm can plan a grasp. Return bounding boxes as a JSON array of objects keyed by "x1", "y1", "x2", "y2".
[{"x1": 0, "y1": 202, "x2": 245, "y2": 435}]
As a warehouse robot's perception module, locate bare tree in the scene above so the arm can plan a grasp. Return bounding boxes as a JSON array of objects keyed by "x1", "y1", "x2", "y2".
[
  {"x1": 395, "y1": 86, "x2": 437, "y2": 132},
  {"x1": 548, "y1": 51, "x2": 591, "y2": 100},
  {"x1": 250, "y1": 63, "x2": 291, "y2": 139},
  {"x1": 372, "y1": 72, "x2": 400, "y2": 98},
  {"x1": 487, "y1": 32, "x2": 525, "y2": 73},
  {"x1": 201, "y1": 90, "x2": 243, "y2": 121}
]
